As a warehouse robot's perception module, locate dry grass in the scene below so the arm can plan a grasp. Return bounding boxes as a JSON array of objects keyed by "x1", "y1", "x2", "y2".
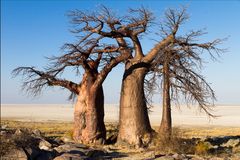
[
  {"x1": 152, "y1": 126, "x2": 240, "y2": 138},
  {"x1": 151, "y1": 127, "x2": 196, "y2": 155},
  {"x1": 1, "y1": 120, "x2": 73, "y2": 137},
  {"x1": 179, "y1": 126, "x2": 240, "y2": 138},
  {"x1": 2, "y1": 120, "x2": 240, "y2": 138},
  {"x1": 2, "y1": 120, "x2": 240, "y2": 137}
]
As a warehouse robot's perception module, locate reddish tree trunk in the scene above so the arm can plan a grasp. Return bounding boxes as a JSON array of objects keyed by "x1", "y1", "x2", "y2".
[
  {"x1": 118, "y1": 65, "x2": 153, "y2": 146},
  {"x1": 159, "y1": 59, "x2": 172, "y2": 138},
  {"x1": 73, "y1": 72, "x2": 106, "y2": 144}
]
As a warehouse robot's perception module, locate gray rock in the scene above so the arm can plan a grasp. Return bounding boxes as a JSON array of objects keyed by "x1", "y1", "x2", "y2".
[
  {"x1": 232, "y1": 153, "x2": 240, "y2": 159},
  {"x1": 0, "y1": 130, "x2": 7, "y2": 135},
  {"x1": 86, "y1": 149, "x2": 106, "y2": 158},
  {"x1": 221, "y1": 138, "x2": 240, "y2": 147},
  {"x1": 155, "y1": 155, "x2": 174, "y2": 160},
  {"x1": 61, "y1": 136, "x2": 74, "y2": 143},
  {"x1": 32, "y1": 129, "x2": 42, "y2": 137},
  {"x1": 2, "y1": 148, "x2": 28, "y2": 160},
  {"x1": 54, "y1": 137, "x2": 64, "y2": 144},
  {"x1": 39, "y1": 139, "x2": 52, "y2": 151},
  {"x1": 233, "y1": 145, "x2": 240, "y2": 153},
  {"x1": 54, "y1": 153, "x2": 87, "y2": 160},
  {"x1": 172, "y1": 153, "x2": 186, "y2": 159},
  {"x1": 1, "y1": 124, "x2": 8, "y2": 129},
  {"x1": 54, "y1": 143, "x2": 88, "y2": 156},
  {"x1": 15, "y1": 128, "x2": 24, "y2": 135},
  {"x1": 54, "y1": 144, "x2": 73, "y2": 153}
]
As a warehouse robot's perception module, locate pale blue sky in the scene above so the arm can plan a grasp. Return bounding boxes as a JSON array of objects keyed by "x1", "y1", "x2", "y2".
[{"x1": 1, "y1": 0, "x2": 240, "y2": 104}]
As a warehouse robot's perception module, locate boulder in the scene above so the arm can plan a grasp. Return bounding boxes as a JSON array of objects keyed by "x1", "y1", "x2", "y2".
[
  {"x1": 32, "y1": 129, "x2": 42, "y2": 137},
  {"x1": 54, "y1": 143, "x2": 88, "y2": 154},
  {"x1": 54, "y1": 137, "x2": 64, "y2": 144},
  {"x1": 86, "y1": 149, "x2": 106, "y2": 158},
  {"x1": 53, "y1": 143, "x2": 89, "y2": 158},
  {"x1": 54, "y1": 153, "x2": 87, "y2": 160},
  {"x1": 0, "y1": 130, "x2": 7, "y2": 136},
  {"x1": 2, "y1": 148, "x2": 28, "y2": 160},
  {"x1": 14, "y1": 128, "x2": 24, "y2": 135},
  {"x1": 39, "y1": 139, "x2": 52, "y2": 151},
  {"x1": 221, "y1": 138, "x2": 240, "y2": 147},
  {"x1": 1, "y1": 124, "x2": 8, "y2": 129},
  {"x1": 233, "y1": 145, "x2": 240, "y2": 153},
  {"x1": 61, "y1": 136, "x2": 74, "y2": 143},
  {"x1": 155, "y1": 155, "x2": 174, "y2": 160},
  {"x1": 172, "y1": 153, "x2": 188, "y2": 159}
]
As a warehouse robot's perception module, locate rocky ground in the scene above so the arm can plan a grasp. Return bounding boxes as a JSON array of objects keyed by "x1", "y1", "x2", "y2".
[{"x1": 0, "y1": 124, "x2": 240, "y2": 160}]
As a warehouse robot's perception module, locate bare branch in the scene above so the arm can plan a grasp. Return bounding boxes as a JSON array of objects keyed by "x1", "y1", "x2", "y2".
[{"x1": 12, "y1": 67, "x2": 79, "y2": 97}]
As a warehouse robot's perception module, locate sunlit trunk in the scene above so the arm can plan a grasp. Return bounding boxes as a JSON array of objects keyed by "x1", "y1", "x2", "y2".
[
  {"x1": 73, "y1": 73, "x2": 106, "y2": 144},
  {"x1": 118, "y1": 66, "x2": 152, "y2": 147}
]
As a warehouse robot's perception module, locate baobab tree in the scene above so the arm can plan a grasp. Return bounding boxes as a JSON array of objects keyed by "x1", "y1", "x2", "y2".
[
  {"x1": 73, "y1": 7, "x2": 191, "y2": 146},
  {"x1": 12, "y1": 7, "x2": 131, "y2": 144},
  {"x1": 66, "y1": 7, "x2": 187, "y2": 146},
  {"x1": 150, "y1": 24, "x2": 225, "y2": 138},
  {"x1": 116, "y1": 8, "x2": 190, "y2": 146}
]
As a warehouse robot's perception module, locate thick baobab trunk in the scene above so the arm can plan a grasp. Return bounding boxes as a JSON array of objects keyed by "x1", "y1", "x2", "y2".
[
  {"x1": 118, "y1": 66, "x2": 153, "y2": 146},
  {"x1": 73, "y1": 73, "x2": 106, "y2": 144},
  {"x1": 159, "y1": 60, "x2": 172, "y2": 138}
]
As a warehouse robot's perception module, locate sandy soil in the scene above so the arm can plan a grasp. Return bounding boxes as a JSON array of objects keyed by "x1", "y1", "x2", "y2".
[{"x1": 1, "y1": 104, "x2": 240, "y2": 127}]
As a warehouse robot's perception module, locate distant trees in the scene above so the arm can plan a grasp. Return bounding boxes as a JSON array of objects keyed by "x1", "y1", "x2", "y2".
[{"x1": 13, "y1": 6, "x2": 224, "y2": 147}]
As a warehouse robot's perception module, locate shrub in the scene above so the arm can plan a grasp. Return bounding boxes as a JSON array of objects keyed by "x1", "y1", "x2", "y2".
[
  {"x1": 152, "y1": 127, "x2": 196, "y2": 154},
  {"x1": 195, "y1": 141, "x2": 211, "y2": 155}
]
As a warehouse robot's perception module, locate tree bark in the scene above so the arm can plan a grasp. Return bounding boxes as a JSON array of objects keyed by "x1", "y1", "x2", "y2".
[
  {"x1": 159, "y1": 58, "x2": 172, "y2": 139},
  {"x1": 73, "y1": 72, "x2": 106, "y2": 144},
  {"x1": 118, "y1": 64, "x2": 153, "y2": 146}
]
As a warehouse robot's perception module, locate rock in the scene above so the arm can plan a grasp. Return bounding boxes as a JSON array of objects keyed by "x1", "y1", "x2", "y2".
[
  {"x1": 32, "y1": 129, "x2": 42, "y2": 137},
  {"x1": 24, "y1": 147, "x2": 42, "y2": 159},
  {"x1": 233, "y1": 145, "x2": 240, "y2": 153},
  {"x1": 15, "y1": 128, "x2": 24, "y2": 135},
  {"x1": 155, "y1": 155, "x2": 174, "y2": 160},
  {"x1": 35, "y1": 150, "x2": 56, "y2": 160},
  {"x1": 54, "y1": 153, "x2": 87, "y2": 160},
  {"x1": 172, "y1": 153, "x2": 187, "y2": 159},
  {"x1": 2, "y1": 148, "x2": 28, "y2": 160},
  {"x1": 61, "y1": 136, "x2": 74, "y2": 143},
  {"x1": 54, "y1": 137, "x2": 64, "y2": 144},
  {"x1": 232, "y1": 153, "x2": 240, "y2": 159},
  {"x1": 190, "y1": 154, "x2": 206, "y2": 160},
  {"x1": 54, "y1": 144, "x2": 72, "y2": 153},
  {"x1": 54, "y1": 143, "x2": 88, "y2": 156},
  {"x1": 1, "y1": 124, "x2": 8, "y2": 129},
  {"x1": 86, "y1": 149, "x2": 106, "y2": 158},
  {"x1": 221, "y1": 138, "x2": 240, "y2": 147},
  {"x1": 141, "y1": 151, "x2": 155, "y2": 159},
  {"x1": 39, "y1": 139, "x2": 52, "y2": 151},
  {"x1": 0, "y1": 130, "x2": 7, "y2": 135}
]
